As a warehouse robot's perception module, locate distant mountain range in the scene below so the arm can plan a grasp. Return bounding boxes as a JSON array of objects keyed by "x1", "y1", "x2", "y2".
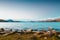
[
  {"x1": 0, "y1": 18, "x2": 60, "y2": 22},
  {"x1": 0, "y1": 19, "x2": 20, "y2": 22},
  {"x1": 40, "y1": 18, "x2": 60, "y2": 22}
]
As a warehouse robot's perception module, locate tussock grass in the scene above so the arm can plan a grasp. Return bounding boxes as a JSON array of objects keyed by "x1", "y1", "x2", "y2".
[{"x1": 0, "y1": 33, "x2": 59, "y2": 40}]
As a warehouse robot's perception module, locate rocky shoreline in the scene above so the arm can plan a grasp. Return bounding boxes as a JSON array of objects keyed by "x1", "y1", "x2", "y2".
[{"x1": 0, "y1": 28, "x2": 60, "y2": 40}]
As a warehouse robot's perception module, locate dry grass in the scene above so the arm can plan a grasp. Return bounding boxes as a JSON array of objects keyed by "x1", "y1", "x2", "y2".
[{"x1": 0, "y1": 32, "x2": 59, "y2": 40}]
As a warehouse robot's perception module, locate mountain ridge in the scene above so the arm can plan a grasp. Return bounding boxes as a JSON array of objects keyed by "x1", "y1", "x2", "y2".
[{"x1": 0, "y1": 18, "x2": 60, "y2": 22}]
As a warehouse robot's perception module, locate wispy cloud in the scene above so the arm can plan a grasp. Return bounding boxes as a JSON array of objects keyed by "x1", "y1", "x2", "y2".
[{"x1": 0, "y1": 0, "x2": 60, "y2": 20}]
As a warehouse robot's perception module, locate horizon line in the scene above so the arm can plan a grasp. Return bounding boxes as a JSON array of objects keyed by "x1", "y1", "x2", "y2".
[{"x1": 0, "y1": 17, "x2": 60, "y2": 21}]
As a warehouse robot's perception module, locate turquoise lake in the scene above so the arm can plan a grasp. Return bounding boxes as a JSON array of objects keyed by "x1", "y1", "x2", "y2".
[{"x1": 0, "y1": 22, "x2": 60, "y2": 31}]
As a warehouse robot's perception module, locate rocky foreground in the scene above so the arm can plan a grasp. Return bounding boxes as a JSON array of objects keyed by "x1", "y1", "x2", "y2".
[{"x1": 0, "y1": 28, "x2": 60, "y2": 40}]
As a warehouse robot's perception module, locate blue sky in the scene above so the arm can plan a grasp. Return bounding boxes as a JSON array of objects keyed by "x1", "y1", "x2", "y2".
[{"x1": 0, "y1": 0, "x2": 60, "y2": 20}]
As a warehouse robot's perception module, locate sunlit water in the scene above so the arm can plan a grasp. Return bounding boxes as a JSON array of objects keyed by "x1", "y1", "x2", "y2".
[{"x1": 0, "y1": 22, "x2": 60, "y2": 31}]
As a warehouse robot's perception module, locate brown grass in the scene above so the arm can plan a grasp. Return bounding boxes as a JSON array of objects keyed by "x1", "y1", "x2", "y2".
[{"x1": 0, "y1": 32, "x2": 59, "y2": 40}]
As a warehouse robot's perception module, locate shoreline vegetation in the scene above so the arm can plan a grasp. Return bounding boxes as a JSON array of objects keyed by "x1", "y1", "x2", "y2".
[{"x1": 0, "y1": 27, "x2": 60, "y2": 40}]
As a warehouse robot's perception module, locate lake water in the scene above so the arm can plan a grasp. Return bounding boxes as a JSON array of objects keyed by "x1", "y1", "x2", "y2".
[{"x1": 0, "y1": 22, "x2": 60, "y2": 31}]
